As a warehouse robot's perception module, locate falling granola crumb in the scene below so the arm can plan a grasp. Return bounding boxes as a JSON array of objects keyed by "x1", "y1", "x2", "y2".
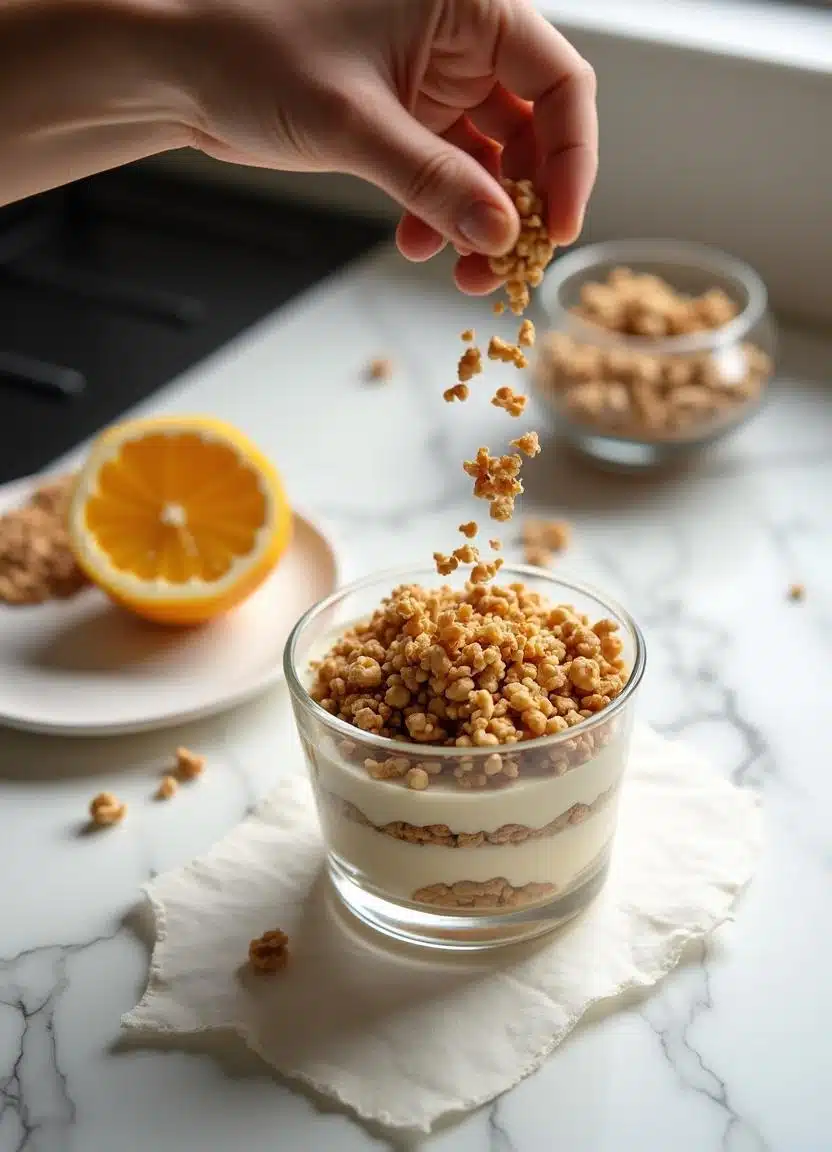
[
  {"x1": 434, "y1": 551, "x2": 459, "y2": 576},
  {"x1": 463, "y1": 447, "x2": 524, "y2": 521},
  {"x1": 366, "y1": 357, "x2": 393, "y2": 382},
  {"x1": 156, "y1": 775, "x2": 178, "y2": 801},
  {"x1": 453, "y1": 543, "x2": 479, "y2": 565},
  {"x1": 492, "y1": 300, "x2": 506, "y2": 315},
  {"x1": 175, "y1": 746, "x2": 205, "y2": 780},
  {"x1": 489, "y1": 538, "x2": 502, "y2": 551},
  {"x1": 248, "y1": 929, "x2": 289, "y2": 972},
  {"x1": 432, "y1": 179, "x2": 548, "y2": 584},
  {"x1": 457, "y1": 346, "x2": 483, "y2": 382},
  {"x1": 487, "y1": 335, "x2": 527, "y2": 369},
  {"x1": 89, "y1": 792, "x2": 126, "y2": 827},
  {"x1": 510, "y1": 431, "x2": 541, "y2": 457},
  {"x1": 470, "y1": 557, "x2": 504, "y2": 584},
  {"x1": 788, "y1": 583, "x2": 805, "y2": 602},
  {"x1": 491, "y1": 386, "x2": 527, "y2": 417}
]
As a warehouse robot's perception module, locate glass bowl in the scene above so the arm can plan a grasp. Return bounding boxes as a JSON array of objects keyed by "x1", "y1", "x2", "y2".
[
  {"x1": 284, "y1": 565, "x2": 647, "y2": 951},
  {"x1": 535, "y1": 239, "x2": 776, "y2": 470}
]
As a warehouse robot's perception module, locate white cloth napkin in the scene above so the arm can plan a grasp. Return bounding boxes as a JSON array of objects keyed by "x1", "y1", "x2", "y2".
[{"x1": 122, "y1": 724, "x2": 761, "y2": 1133}]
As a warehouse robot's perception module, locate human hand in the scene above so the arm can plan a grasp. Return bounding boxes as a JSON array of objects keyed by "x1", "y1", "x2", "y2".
[{"x1": 178, "y1": 0, "x2": 597, "y2": 294}]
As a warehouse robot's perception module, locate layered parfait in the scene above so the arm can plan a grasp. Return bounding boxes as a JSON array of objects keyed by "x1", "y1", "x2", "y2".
[{"x1": 302, "y1": 578, "x2": 634, "y2": 914}]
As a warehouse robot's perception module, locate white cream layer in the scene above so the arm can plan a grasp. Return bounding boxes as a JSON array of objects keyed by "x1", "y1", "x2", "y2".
[
  {"x1": 321, "y1": 803, "x2": 618, "y2": 897},
  {"x1": 313, "y1": 733, "x2": 626, "y2": 834}
]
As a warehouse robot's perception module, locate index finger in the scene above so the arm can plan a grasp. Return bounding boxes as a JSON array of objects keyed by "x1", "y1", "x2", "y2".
[{"x1": 495, "y1": 2, "x2": 598, "y2": 243}]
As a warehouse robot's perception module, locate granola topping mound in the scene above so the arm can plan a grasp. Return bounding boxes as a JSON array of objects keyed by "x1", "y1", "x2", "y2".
[{"x1": 309, "y1": 581, "x2": 626, "y2": 752}]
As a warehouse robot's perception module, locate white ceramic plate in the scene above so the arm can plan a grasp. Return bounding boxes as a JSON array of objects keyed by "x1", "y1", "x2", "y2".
[{"x1": 0, "y1": 474, "x2": 339, "y2": 736}]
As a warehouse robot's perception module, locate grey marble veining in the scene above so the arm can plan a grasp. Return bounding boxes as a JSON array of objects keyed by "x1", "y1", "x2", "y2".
[{"x1": 1, "y1": 247, "x2": 830, "y2": 1151}]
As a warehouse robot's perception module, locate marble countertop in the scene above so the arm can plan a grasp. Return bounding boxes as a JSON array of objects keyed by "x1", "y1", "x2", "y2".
[{"x1": 1, "y1": 246, "x2": 830, "y2": 1152}]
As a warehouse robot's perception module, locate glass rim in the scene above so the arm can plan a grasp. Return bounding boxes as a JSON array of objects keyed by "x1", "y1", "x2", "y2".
[
  {"x1": 283, "y1": 563, "x2": 647, "y2": 760},
  {"x1": 539, "y1": 238, "x2": 769, "y2": 356}
]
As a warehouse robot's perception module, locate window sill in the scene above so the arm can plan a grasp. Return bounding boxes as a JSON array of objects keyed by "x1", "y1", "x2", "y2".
[{"x1": 538, "y1": 0, "x2": 832, "y2": 74}]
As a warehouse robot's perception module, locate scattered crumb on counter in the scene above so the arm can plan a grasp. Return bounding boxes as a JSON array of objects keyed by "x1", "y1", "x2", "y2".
[
  {"x1": 249, "y1": 929, "x2": 289, "y2": 972},
  {"x1": 89, "y1": 792, "x2": 127, "y2": 827},
  {"x1": 156, "y1": 775, "x2": 178, "y2": 800},
  {"x1": 366, "y1": 357, "x2": 393, "y2": 382},
  {"x1": 175, "y1": 747, "x2": 205, "y2": 780},
  {"x1": 788, "y1": 583, "x2": 805, "y2": 602}
]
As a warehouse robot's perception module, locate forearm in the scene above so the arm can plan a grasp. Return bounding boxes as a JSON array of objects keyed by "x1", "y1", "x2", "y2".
[{"x1": 0, "y1": 0, "x2": 193, "y2": 206}]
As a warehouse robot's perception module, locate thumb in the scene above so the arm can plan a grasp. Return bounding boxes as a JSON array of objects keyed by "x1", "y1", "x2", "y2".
[{"x1": 344, "y1": 91, "x2": 518, "y2": 256}]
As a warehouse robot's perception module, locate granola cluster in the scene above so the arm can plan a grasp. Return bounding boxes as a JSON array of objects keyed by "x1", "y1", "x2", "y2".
[
  {"x1": 535, "y1": 268, "x2": 772, "y2": 441},
  {"x1": 309, "y1": 581, "x2": 627, "y2": 781},
  {"x1": 488, "y1": 335, "x2": 528, "y2": 370},
  {"x1": 491, "y1": 386, "x2": 527, "y2": 417},
  {"x1": 462, "y1": 447, "x2": 524, "y2": 524},
  {"x1": 0, "y1": 475, "x2": 88, "y2": 606},
  {"x1": 489, "y1": 179, "x2": 556, "y2": 315}
]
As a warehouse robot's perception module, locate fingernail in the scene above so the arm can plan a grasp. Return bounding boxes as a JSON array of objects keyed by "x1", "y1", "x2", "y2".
[
  {"x1": 555, "y1": 207, "x2": 586, "y2": 247},
  {"x1": 457, "y1": 202, "x2": 513, "y2": 255}
]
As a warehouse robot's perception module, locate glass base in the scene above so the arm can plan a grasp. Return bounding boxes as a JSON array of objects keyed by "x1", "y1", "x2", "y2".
[{"x1": 327, "y1": 849, "x2": 612, "y2": 952}]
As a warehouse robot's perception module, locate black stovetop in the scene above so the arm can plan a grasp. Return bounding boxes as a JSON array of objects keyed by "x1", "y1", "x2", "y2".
[{"x1": 0, "y1": 167, "x2": 388, "y2": 485}]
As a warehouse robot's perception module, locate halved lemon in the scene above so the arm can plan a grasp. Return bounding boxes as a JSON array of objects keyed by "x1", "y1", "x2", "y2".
[{"x1": 67, "y1": 416, "x2": 292, "y2": 625}]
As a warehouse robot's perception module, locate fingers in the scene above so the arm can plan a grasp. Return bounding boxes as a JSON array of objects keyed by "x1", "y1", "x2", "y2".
[
  {"x1": 494, "y1": 2, "x2": 598, "y2": 243},
  {"x1": 346, "y1": 90, "x2": 518, "y2": 257},
  {"x1": 396, "y1": 214, "x2": 447, "y2": 262},
  {"x1": 467, "y1": 83, "x2": 535, "y2": 181},
  {"x1": 396, "y1": 115, "x2": 503, "y2": 262},
  {"x1": 453, "y1": 252, "x2": 505, "y2": 296}
]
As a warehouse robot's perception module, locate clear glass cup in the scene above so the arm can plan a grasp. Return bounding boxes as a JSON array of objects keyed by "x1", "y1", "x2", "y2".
[
  {"x1": 284, "y1": 565, "x2": 647, "y2": 951},
  {"x1": 534, "y1": 239, "x2": 777, "y2": 470}
]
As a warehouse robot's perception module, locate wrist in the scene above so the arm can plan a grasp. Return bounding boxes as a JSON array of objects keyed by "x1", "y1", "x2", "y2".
[
  {"x1": 0, "y1": 0, "x2": 201, "y2": 204},
  {"x1": 47, "y1": 0, "x2": 193, "y2": 137}
]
